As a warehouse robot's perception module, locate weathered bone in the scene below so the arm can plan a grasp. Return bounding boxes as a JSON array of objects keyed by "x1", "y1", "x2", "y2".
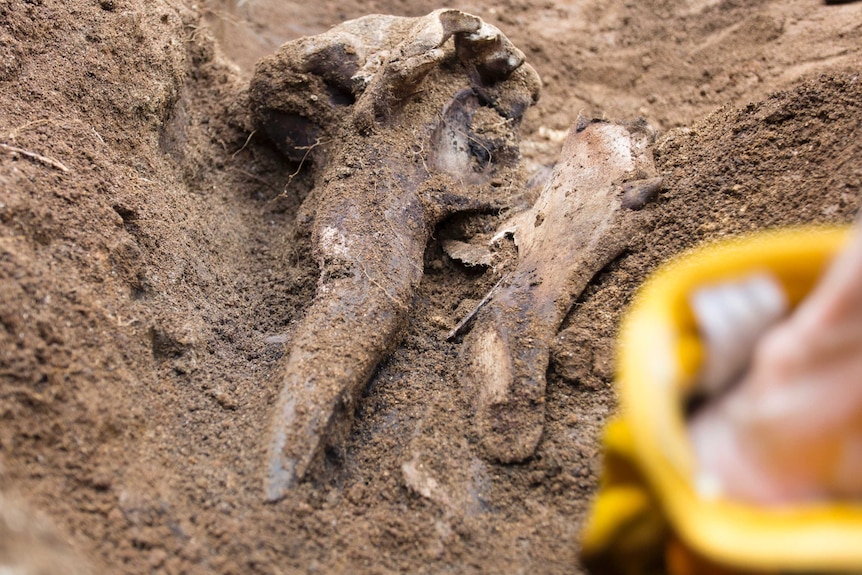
[
  {"x1": 464, "y1": 120, "x2": 661, "y2": 463},
  {"x1": 249, "y1": 10, "x2": 540, "y2": 501}
]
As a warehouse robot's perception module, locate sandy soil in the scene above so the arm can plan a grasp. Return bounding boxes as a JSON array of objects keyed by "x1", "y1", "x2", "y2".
[{"x1": 1, "y1": 0, "x2": 861, "y2": 573}]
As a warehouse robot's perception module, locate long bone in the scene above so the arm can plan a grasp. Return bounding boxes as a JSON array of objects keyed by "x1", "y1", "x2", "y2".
[
  {"x1": 249, "y1": 10, "x2": 540, "y2": 501},
  {"x1": 464, "y1": 120, "x2": 661, "y2": 463}
]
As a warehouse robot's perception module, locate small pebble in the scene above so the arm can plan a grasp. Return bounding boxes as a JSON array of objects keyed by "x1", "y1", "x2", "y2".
[
  {"x1": 214, "y1": 391, "x2": 237, "y2": 411},
  {"x1": 89, "y1": 471, "x2": 113, "y2": 491},
  {"x1": 621, "y1": 176, "x2": 663, "y2": 210}
]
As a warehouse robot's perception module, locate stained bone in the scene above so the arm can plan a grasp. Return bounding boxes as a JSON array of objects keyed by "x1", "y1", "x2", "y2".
[
  {"x1": 250, "y1": 10, "x2": 540, "y2": 501},
  {"x1": 464, "y1": 120, "x2": 660, "y2": 463}
]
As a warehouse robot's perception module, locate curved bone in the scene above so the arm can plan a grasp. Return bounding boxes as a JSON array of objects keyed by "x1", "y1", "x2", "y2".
[
  {"x1": 251, "y1": 10, "x2": 540, "y2": 501},
  {"x1": 465, "y1": 120, "x2": 660, "y2": 463}
]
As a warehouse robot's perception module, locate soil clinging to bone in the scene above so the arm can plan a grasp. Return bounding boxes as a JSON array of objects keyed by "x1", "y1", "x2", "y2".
[{"x1": 1, "y1": 0, "x2": 861, "y2": 573}]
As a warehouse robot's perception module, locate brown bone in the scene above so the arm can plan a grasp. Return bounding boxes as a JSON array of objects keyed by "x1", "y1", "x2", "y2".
[
  {"x1": 250, "y1": 10, "x2": 540, "y2": 501},
  {"x1": 465, "y1": 120, "x2": 660, "y2": 462}
]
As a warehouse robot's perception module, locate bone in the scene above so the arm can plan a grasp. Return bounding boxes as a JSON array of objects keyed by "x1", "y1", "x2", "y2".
[
  {"x1": 401, "y1": 452, "x2": 488, "y2": 518},
  {"x1": 441, "y1": 239, "x2": 493, "y2": 268},
  {"x1": 250, "y1": 10, "x2": 540, "y2": 501},
  {"x1": 464, "y1": 120, "x2": 660, "y2": 463}
]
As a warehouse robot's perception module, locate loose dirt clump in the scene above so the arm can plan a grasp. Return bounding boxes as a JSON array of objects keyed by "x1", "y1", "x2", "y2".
[{"x1": 1, "y1": 0, "x2": 861, "y2": 573}]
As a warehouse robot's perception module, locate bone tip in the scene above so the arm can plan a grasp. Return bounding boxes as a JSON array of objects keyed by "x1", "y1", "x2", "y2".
[
  {"x1": 264, "y1": 455, "x2": 299, "y2": 503},
  {"x1": 480, "y1": 418, "x2": 544, "y2": 463},
  {"x1": 482, "y1": 433, "x2": 542, "y2": 464}
]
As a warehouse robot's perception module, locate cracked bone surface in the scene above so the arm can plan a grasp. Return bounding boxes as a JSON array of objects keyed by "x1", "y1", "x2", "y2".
[
  {"x1": 249, "y1": 10, "x2": 540, "y2": 501},
  {"x1": 464, "y1": 120, "x2": 660, "y2": 463}
]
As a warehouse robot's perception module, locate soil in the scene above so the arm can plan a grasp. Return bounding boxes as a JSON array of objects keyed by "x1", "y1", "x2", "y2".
[{"x1": 1, "y1": 0, "x2": 861, "y2": 574}]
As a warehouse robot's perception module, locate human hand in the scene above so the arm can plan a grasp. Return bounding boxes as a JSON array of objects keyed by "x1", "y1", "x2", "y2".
[{"x1": 690, "y1": 217, "x2": 862, "y2": 504}]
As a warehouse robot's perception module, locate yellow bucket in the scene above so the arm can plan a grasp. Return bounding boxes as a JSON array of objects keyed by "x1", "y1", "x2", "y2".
[{"x1": 580, "y1": 226, "x2": 860, "y2": 575}]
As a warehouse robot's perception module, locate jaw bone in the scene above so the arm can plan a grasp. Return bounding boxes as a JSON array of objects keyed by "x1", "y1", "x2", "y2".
[{"x1": 248, "y1": 9, "x2": 540, "y2": 502}]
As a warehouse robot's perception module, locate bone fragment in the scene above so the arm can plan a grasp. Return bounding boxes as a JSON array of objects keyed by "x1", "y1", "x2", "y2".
[
  {"x1": 464, "y1": 120, "x2": 660, "y2": 463},
  {"x1": 402, "y1": 452, "x2": 489, "y2": 518},
  {"x1": 442, "y1": 239, "x2": 494, "y2": 268}
]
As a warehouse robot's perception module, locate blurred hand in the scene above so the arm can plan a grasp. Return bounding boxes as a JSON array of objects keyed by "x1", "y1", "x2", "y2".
[{"x1": 689, "y1": 217, "x2": 862, "y2": 504}]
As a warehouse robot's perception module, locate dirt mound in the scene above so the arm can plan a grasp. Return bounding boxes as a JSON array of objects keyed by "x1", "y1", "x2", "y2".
[{"x1": 1, "y1": 0, "x2": 860, "y2": 573}]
